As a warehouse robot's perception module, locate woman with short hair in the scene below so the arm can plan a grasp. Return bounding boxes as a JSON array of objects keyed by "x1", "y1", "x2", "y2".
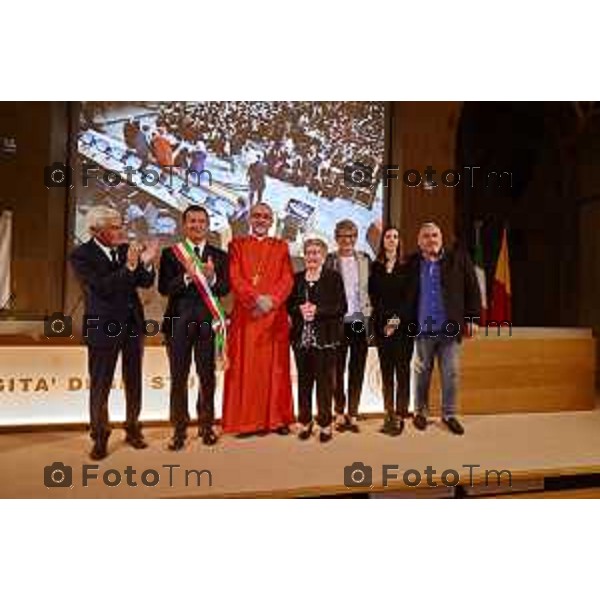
[{"x1": 288, "y1": 239, "x2": 347, "y2": 442}]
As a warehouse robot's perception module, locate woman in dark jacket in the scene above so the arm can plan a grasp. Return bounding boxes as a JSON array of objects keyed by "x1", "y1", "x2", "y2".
[
  {"x1": 288, "y1": 238, "x2": 347, "y2": 442},
  {"x1": 368, "y1": 226, "x2": 413, "y2": 436}
]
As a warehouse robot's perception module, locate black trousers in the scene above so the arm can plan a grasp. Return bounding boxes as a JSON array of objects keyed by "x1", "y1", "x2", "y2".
[
  {"x1": 166, "y1": 322, "x2": 216, "y2": 437},
  {"x1": 376, "y1": 335, "x2": 413, "y2": 418},
  {"x1": 334, "y1": 332, "x2": 368, "y2": 417},
  {"x1": 88, "y1": 333, "x2": 143, "y2": 442},
  {"x1": 294, "y1": 347, "x2": 336, "y2": 428}
]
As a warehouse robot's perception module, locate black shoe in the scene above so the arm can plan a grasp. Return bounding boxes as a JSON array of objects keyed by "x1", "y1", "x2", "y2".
[
  {"x1": 394, "y1": 418, "x2": 405, "y2": 436},
  {"x1": 275, "y1": 425, "x2": 290, "y2": 436},
  {"x1": 443, "y1": 416, "x2": 465, "y2": 435},
  {"x1": 413, "y1": 413, "x2": 428, "y2": 431},
  {"x1": 90, "y1": 442, "x2": 108, "y2": 461},
  {"x1": 334, "y1": 416, "x2": 347, "y2": 433},
  {"x1": 380, "y1": 415, "x2": 396, "y2": 436},
  {"x1": 168, "y1": 436, "x2": 186, "y2": 451},
  {"x1": 236, "y1": 432, "x2": 255, "y2": 439},
  {"x1": 202, "y1": 428, "x2": 218, "y2": 446},
  {"x1": 125, "y1": 434, "x2": 148, "y2": 450},
  {"x1": 319, "y1": 429, "x2": 333, "y2": 443},
  {"x1": 298, "y1": 422, "x2": 313, "y2": 440},
  {"x1": 347, "y1": 417, "x2": 360, "y2": 434}
]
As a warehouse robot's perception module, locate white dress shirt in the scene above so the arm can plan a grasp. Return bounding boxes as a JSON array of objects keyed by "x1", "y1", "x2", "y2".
[
  {"x1": 93, "y1": 237, "x2": 117, "y2": 262},
  {"x1": 339, "y1": 255, "x2": 360, "y2": 316},
  {"x1": 93, "y1": 237, "x2": 153, "y2": 271}
]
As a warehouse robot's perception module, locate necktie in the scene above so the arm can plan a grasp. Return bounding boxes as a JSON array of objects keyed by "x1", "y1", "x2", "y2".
[
  {"x1": 110, "y1": 248, "x2": 119, "y2": 267},
  {"x1": 194, "y1": 245, "x2": 201, "y2": 260}
]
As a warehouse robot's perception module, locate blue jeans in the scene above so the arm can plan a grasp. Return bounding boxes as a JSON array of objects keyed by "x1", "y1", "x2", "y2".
[{"x1": 411, "y1": 335, "x2": 459, "y2": 419}]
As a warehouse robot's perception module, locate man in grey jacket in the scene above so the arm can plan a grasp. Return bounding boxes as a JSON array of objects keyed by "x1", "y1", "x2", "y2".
[{"x1": 325, "y1": 219, "x2": 372, "y2": 433}]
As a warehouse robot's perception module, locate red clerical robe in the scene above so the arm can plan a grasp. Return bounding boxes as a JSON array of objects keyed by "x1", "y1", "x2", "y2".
[{"x1": 222, "y1": 235, "x2": 294, "y2": 433}]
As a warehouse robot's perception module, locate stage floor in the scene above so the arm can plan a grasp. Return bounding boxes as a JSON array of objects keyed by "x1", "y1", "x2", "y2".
[{"x1": 2, "y1": 409, "x2": 600, "y2": 498}]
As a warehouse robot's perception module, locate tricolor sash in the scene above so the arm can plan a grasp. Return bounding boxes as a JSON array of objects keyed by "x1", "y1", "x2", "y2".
[{"x1": 171, "y1": 241, "x2": 227, "y2": 359}]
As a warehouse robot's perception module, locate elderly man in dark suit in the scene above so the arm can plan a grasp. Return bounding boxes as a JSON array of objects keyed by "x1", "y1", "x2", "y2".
[
  {"x1": 158, "y1": 205, "x2": 229, "y2": 450},
  {"x1": 70, "y1": 206, "x2": 158, "y2": 460}
]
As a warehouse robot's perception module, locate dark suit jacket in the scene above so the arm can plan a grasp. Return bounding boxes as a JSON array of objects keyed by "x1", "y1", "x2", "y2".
[
  {"x1": 70, "y1": 240, "x2": 155, "y2": 347},
  {"x1": 158, "y1": 243, "x2": 229, "y2": 332},
  {"x1": 287, "y1": 268, "x2": 347, "y2": 348},
  {"x1": 404, "y1": 244, "x2": 481, "y2": 340}
]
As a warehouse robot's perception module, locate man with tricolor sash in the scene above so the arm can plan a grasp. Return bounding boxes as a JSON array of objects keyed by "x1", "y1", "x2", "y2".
[{"x1": 159, "y1": 205, "x2": 229, "y2": 450}]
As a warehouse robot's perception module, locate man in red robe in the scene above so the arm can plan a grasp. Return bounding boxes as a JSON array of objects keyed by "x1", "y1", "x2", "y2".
[{"x1": 223, "y1": 202, "x2": 295, "y2": 435}]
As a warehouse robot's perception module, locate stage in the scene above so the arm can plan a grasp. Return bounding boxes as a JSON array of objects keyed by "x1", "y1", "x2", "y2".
[
  {"x1": 1, "y1": 325, "x2": 597, "y2": 498},
  {"x1": 1, "y1": 408, "x2": 600, "y2": 498}
]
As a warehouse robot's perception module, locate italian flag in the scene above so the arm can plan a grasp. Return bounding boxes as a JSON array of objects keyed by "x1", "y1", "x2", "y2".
[
  {"x1": 473, "y1": 222, "x2": 488, "y2": 326},
  {"x1": 488, "y1": 227, "x2": 512, "y2": 324}
]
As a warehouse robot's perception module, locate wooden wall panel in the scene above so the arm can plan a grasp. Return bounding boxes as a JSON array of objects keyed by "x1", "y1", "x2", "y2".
[
  {"x1": 0, "y1": 101, "x2": 69, "y2": 317},
  {"x1": 388, "y1": 101, "x2": 462, "y2": 252}
]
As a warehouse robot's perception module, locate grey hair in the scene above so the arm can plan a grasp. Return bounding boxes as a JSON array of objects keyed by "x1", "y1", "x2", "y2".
[
  {"x1": 303, "y1": 237, "x2": 328, "y2": 255},
  {"x1": 250, "y1": 202, "x2": 273, "y2": 217},
  {"x1": 419, "y1": 221, "x2": 442, "y2": 234},
  {"x1": 86, "y1": 206, "x2": 121, "y2": 234},
  {"x1": 335, "y1": 219, "x2": 358, "y2": 237}
]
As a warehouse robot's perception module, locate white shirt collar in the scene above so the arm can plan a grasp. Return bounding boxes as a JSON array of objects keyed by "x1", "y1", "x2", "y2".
[
  {"x1": 93, "y1": 236, "x2": 117, "y2": 260},
  {"x1": 186, "y1": 238, "x2": 206, "y2": 254},
  {"x1": 338, "y1": 250, "x2": 358, "y2": 261}
]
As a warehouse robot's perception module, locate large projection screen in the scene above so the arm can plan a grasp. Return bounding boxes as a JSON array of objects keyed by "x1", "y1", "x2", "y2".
[
  {"x1": 73, "y1": 101, "x2": 387, "y2": 255},
  {"x1": 69, "y1": 101, "x2": 388, "y2": 326}
]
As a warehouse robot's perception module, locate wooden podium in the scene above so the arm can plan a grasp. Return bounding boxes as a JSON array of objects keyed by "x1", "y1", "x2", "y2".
[{"x1": 426, "y1": 327, "x2": 596, "y2": 415}]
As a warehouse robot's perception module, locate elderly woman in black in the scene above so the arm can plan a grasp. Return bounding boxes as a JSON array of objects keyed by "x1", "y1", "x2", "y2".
[
  {"x1": 288, "y1": 238, "x2": 347, "y2": 442},
  {"x1": 369, "y1": 227, "x2": 414, "y2": 436}
]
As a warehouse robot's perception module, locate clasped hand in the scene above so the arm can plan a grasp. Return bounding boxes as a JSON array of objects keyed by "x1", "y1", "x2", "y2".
[
  {"x1": 251, "y1": 295, "x2": 274, "y2": 318},
  {"x1": 300, "y1": 301, "x2": 316, "y2": 322}
]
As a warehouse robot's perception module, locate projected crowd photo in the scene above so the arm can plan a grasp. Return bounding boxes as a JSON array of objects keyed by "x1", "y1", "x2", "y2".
[{"x1": 75, "y1": 101, "x2": 386, "y2": 258}]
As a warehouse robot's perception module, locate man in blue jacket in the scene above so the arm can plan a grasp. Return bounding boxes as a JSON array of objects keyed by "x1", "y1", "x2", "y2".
[{"x1": 404, "y1": 222, "x2": 481, "y2": 435}]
